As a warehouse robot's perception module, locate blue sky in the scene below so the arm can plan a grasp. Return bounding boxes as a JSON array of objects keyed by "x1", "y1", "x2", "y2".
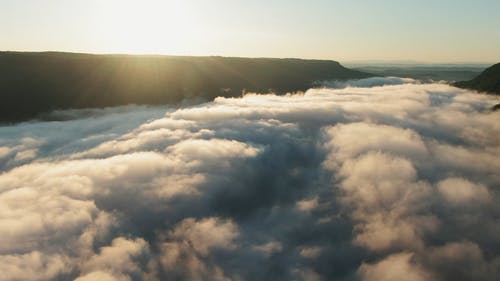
[{"x1": 1, "y1": 0, "x2": 499, "y2": 62}]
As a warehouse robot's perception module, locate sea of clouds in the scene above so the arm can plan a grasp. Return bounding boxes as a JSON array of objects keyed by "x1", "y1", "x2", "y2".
[{"x1": 0, "y1": 78, "x2": 499, "y2": 281}]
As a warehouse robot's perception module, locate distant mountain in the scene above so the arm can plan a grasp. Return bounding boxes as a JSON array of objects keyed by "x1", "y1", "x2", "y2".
[
  {"x1": 0, "y1": 52, "x2": 372, "y2": 123},
  {"x1": 454, "y1": 63, "x2": 500, "y2": 94},
  {"x1": 350, "y1": 65, "x2": 485, "y2": 82}
]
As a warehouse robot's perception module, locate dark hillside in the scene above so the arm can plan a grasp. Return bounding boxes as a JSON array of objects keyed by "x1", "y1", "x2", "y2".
[
  {"x1": 0, "y1": 52, "x2": 372, "y2": 123},
  {"x1": 454, "y1": 63, "x2": 500, "y2": 94}
]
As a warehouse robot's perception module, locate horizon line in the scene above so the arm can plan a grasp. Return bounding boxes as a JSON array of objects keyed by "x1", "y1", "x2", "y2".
[{"x1": 1, "y1": 49, "x2": 497, "y2": 65}]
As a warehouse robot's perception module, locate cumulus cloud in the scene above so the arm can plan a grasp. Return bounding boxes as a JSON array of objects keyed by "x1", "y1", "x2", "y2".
[
  {"x1": 0, "y1": 252, "x2": 70, "y2": 281},
  {"x1": 358, "y1": 252, "x2": 434, "y2": 281},
  {"x1": 79, "y1": 237, "x2": 151, "y2": 279},
  {"x1": 437, "y1": 178, "x2": 491, "y2": 204},
  {"x1": 296, "y1": 196, "x2": 320, "y2": 212},
  {"x1": 253, "y1": 241, "x2": 283, "y2": 256},
  {"x1": 0, "y1": 78, "x2": 499, "y2": 281},
  {"x1": 167, "y1": 217, "x2": 239, "y2": 256},
  {"x1": 299, "y1": 246, "x2": 322, "y2": 259},
  {"x1": 159, "y1": 217, "x2": 239, "y2": 281}
]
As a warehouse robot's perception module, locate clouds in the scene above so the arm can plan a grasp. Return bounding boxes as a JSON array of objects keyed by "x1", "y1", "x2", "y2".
[
  {"x1": 159, "y1": 218, "x2": 240, "y2": 281},
  {"x1": 316, "y1": 76, "x2": 419, "y2": 89},
  {"x1": 0, "y1": 252, "x2": 70, "y2": 281},
  {"x1": 78, "y1": 237, "x2": 151, "y2": 281},
  {"x1": 331, "y1": 151, "x2": 438, "y2": 252},
  {"x1": 358, "y1": 252, "x2": 433, "y2": 281},
  {"x1": 0, "y1": 78, "x2": 499, "y2": 281},
  {"x1": 167, "y1": 217, "x2": 239, "y2": 256},
  {"x1": 437, "y1": 178, "x2": 491, "y2": 204}
]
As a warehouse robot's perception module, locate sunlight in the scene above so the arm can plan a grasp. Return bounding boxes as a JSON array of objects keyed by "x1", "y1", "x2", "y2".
[{"x1": 93, "y1": 0, "x2": 203, "y2": 54}]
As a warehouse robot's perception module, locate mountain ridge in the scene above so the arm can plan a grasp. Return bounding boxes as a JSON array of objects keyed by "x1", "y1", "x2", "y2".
[
  {"x1": 454, "y1": 62, "x2": 500, "y2": 95},
  {"x1": 0, "y1": 51, "x2": 372, "y2": 123}
]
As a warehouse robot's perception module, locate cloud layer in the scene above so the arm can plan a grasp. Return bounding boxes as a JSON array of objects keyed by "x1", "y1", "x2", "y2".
[{"x1": 0, "y1": 79, "x2": 499, "y2": 281}]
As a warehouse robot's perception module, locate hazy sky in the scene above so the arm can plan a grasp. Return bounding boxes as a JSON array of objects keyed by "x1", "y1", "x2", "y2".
[{"x1": 1, "y1": 0, "x2": 500, "y2": 62}]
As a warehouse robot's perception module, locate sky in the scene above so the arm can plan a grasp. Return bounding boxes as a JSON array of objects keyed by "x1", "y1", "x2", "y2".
[{"x1": 1, "y1": 0, "x2": 500, "y2": 63}]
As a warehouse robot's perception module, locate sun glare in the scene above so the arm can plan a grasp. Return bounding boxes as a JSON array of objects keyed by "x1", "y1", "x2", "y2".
[{"x1": 92, "y1": 0, "x2": 203, "y2": 54}]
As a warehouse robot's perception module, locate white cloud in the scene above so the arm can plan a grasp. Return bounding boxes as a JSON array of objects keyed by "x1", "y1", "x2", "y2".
[
  {"x1": 253, "y1": 241, "x2": 283, "y2": 256},
  {"x1": 0, "y1": 79, "x2": 499, "y2": 281},
  {"x1": 74, "y1": 271, "x2": 128, "y2": 281},
  {"x1": 78, "y1": 237, "x2": 150, "y2": 280},
  {"x1": 0, "y1": 252, "x2": 71, "y2": 281},
  {"x1": 296, "y1": 196, "x2": 320, "y2": 212},
  {"x1": 299, "y1": 246, "x2": 322, "y2": 259},
  {"x1": 167, "y1": 217, "x2": 239, "y2": 256},
  {"x1": 358, "y1": 252, "x2": 434, "y2": 281},
  {"x1": 437, "y1": 177, "x2": 491, "y2": 204},
  {"x1": 159, "y1": 217, "x2": 239, "y2": 281}
]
